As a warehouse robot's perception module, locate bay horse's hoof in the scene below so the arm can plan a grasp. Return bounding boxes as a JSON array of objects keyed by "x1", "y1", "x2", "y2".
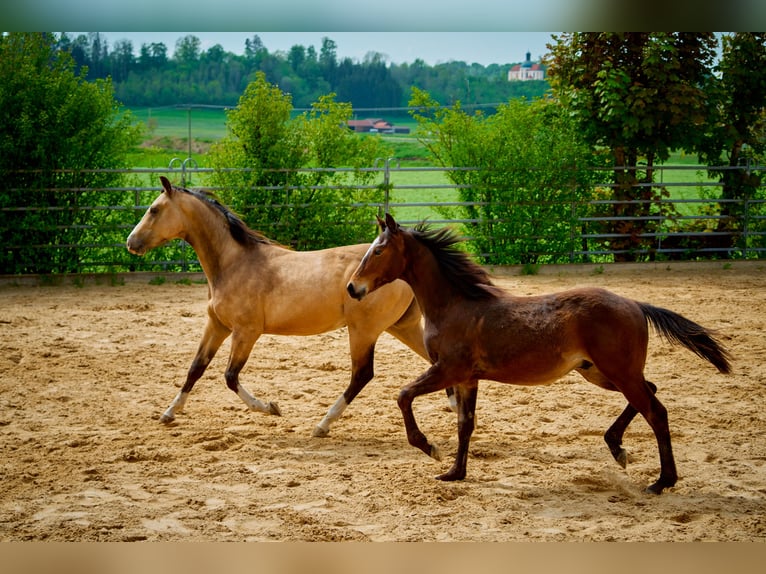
[
  {"x1": 312, "y1": 425, "x2": 329, "y2": 438},
  {"x1": 644, "y1": 481, "x2": 667, "y2": 495},
  {"x1": 268, "y1": 402, "x2": 282, "y2": 416},
  {"x1": 436, "y1": 467, "x2": 466, "y2": 481},
  {"x1": 614, "y1": 448, "x2": 628, "y2": 469},
  {"x1": 430, "y1": 444, "x2": 442, "y2": 461}
]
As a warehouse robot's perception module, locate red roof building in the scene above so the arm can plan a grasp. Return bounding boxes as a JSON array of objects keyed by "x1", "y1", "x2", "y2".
[{"x1": 508, "y1": 52, "x2": 546, "y2": 81}]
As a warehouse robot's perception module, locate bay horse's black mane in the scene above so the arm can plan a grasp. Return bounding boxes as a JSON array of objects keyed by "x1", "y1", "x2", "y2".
[
  {"x1": 175, "y1": 184, "x2": 279, "y2": 248},
  {"x1": 409, "y1": 222, "x2": 497, "y2": 300}
]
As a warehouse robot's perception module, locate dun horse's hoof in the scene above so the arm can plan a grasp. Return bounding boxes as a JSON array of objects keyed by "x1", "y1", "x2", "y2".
[
  {"x1": 268, "y1": 401, "x2": 282, "y2": 416},
  {"x1": 159, "y1": 412, "x2": 175, "y2": 424},
  {"x1": 312, "y1": 425, "x2": 329, "y2": 438}
]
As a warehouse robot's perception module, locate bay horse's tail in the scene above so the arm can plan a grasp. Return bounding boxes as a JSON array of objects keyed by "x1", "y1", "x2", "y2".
[{"x1": 637, "y1": 302, "x2": 732, "y2": 374}]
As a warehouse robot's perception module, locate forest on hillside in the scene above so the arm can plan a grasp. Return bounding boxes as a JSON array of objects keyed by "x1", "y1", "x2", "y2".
[{"x1": 55, "y1": 32, "x2": 549, "y2": 111}]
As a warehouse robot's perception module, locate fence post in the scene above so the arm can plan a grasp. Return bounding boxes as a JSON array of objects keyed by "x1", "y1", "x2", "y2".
[{"x1": 374, "y1": 157, "x2": 399, "y2": 217}]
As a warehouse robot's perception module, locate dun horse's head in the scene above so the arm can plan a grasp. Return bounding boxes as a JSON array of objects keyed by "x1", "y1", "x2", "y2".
[
  {"x1": 347, "y1": 213, "x2": 407, "y2": 300},
  {"x1": 126, "y1": 176, "x2": 186, "y2": 256}
]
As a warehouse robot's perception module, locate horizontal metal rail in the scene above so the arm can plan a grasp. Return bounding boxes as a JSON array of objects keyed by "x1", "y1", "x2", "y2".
[{"x1": 1, "y1": 163, "x2": 765, "y2": 275}]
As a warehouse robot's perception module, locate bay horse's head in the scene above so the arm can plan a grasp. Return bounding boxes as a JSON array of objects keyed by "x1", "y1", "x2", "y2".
[
  {"x1": 347, "y1": 213, "x2": 407, "y2": 300},
  {"x1": 126, "y1": 176, "x2": 187, "y2": 256}
]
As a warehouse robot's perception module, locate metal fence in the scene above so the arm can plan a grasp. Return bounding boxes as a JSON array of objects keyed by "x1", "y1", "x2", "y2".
[{"x1": 1, "y1": 162, "x2": 765, "y2": 276}]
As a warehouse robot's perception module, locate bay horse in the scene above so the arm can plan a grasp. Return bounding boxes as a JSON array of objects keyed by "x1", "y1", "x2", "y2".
[
  {"x1": 126, "y1": 176, "x2": 437, "y2": 437},
  {"x1": 347, "y1": 214, "x2": 732, "y2": 494}
]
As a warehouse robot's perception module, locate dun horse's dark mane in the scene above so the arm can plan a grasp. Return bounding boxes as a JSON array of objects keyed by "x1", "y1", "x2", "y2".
[
  {"x1": 409, "y1": 223, "x2": 497, "y2": 300},
  {"x1": 177, "y1": 185, "x2": 280, "y2": 248}
]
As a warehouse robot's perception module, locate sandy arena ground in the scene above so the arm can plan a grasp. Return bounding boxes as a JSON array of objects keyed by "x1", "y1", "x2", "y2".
[{"x1": 1, "y1": 262, "x2": 765, "y2": 542}]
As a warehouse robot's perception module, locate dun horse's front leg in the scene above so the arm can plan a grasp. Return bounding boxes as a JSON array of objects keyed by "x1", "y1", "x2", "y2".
[
  {"x1": 160, "y1": 316, "x2": 230, "y2": 424},
  {"x1": 225, "y1": 332, "x2": 281, "y2": 416}
]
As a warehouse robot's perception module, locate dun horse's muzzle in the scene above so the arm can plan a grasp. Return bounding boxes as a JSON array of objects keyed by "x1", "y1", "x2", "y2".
[{"x1": 126, "y1": 235, "x2": 146, "y2": 256}]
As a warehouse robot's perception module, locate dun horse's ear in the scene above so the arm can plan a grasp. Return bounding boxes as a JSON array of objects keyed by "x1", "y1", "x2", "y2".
[
  {"x1": 159, "y1": 176, "x2": 174, "y2": 195},
  {"x1": 384, "y1": 213, "x2": 399, "y2": 234}
]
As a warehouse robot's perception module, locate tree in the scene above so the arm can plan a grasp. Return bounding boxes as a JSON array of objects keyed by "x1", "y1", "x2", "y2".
[
  {"x1": 208, "y1": 72, "x2": 388, "y2": 250},
  {"x1": 111, "y1": 39, "x2": 134, "y2": 83},
  {"x1": 696, "y1": 33, "x2": 766, "y2": 254},
  {"x1": 174, "y1": 35, "x2": 201, "y2": 68},
  {"x1": 547, "y1": 33, "x2": 718, "y2": 260},
  {"x1": 409, "y1": 88, "x2": 603, "y2": 264},
  {"x1": 0, "y1": 33, "x2": 141, "y2": 274}
]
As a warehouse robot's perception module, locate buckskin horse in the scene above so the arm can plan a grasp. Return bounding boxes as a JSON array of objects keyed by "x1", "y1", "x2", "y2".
[
  {"x1": 347, "y1": 214, "x2": 731, "y2": 494},
  {"x1": 126, "y1": 177, "x2": 437, "y2": 437}
]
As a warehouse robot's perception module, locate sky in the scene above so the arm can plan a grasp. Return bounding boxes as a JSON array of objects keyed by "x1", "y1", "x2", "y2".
[{"x1": 89, "y1": 32, "x2": 557, "y2": 67}]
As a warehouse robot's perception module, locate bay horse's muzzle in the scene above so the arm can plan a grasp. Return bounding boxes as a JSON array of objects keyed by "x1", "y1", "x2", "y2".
[{"x1": 347, "y1": 282, "x2": 366, "y2": 300}]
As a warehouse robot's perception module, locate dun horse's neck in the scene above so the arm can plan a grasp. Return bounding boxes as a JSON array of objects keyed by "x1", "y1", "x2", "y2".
[{"x1": 183, "y1": 199, "x2": 246, "y2": 283}]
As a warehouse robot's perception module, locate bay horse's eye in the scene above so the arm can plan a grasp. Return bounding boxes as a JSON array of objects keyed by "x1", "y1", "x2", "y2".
[{"x1": 373, "y1": 247, "x2": 383, "y2": 256}]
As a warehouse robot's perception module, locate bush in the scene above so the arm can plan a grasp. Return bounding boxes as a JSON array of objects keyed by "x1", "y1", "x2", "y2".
[
  {"x1": 208, "y1": 72, "x2": 391, "y2": 250},
  {"x1": 409, "y1": 90, "x2": 607, "y2": 264},
  {"x1": 0, "y1": 33, "x2": 141, "y2": 274}
]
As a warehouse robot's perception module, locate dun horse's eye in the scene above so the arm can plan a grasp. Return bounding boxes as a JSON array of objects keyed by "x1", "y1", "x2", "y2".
[{"x1": 149, "y1": 206, "x2": 159, "y2": 215}]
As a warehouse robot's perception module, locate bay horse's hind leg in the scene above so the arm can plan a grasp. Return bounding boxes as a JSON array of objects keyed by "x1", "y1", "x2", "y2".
[
  {"x1": 225, "y1": 332, "x2": 281, "y2": 416},
  {"x1": 160, "y1": 315, "x2": 230, "y2": 424},
  {"x1": 577, "y1": 363, "x2": 675, "y2": 493},
  {"x1": 633, "y1": 386, "x2": 677, "y2": 495},
  {"x1": 604, "y1": 381, "x2": 658, "y2": 469}
]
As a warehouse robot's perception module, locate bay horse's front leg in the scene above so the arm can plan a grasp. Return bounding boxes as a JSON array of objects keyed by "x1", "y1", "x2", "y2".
[
  {"x1": 397, "y1": 364, "x2": 458, "y2": 466},
  {"x1": 225, "y1": 332, "x2": 281, "y2": 416},
  {"x1": 160, "y1": 315, "x2": 230, "y2": 424},
  {"x1": 437, "y1": 381, "x2": 479, "y2": 481}
]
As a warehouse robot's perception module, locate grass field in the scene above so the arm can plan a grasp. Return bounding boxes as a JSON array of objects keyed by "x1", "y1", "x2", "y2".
[
  {"x1": 126, "y1": 105, "x2": 720, "y2": 223},
  {"x1": 130, "y1": 106, "x2": 230, "y2": 141}
]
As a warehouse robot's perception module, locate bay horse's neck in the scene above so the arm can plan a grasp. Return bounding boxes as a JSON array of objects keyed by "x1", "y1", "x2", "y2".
[
  {"x1": 400, "y1": 233, "x2": 461, "y2": 322},
  {"x1": 180, "y1": 196, "x2": 250, "y2": 283}
]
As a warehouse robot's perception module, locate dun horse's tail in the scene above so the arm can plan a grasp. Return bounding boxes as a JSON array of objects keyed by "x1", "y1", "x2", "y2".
[{"x1": 637, "y1": 302, "x2": 732, "y2": 374}]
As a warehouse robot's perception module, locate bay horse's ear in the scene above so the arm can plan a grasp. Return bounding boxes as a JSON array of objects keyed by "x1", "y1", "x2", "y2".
[
  {"x1": 375, "y1": 214, "x2": 386, "y2": 232},
  {"x1": 384, "y1": 212, "x2": 399, "y2": 234},
  {"x1": 159, "y1": 176, "x2": 174, "y2": 195}
]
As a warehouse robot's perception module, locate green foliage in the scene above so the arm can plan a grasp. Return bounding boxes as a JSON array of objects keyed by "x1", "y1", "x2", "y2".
[
  {"x1": 208, "y1": 73, "x2": 389, "y2": 249},
  {"x1": 410, "y1": 89, "x2": 604, "y2": 264},
  {"x1": 0, "y1": 33, "x2": 142, "y2": 274},
  {"x1": 694, "y1": 34, "x2": 766, "y2": 254},
  {"x1": 547, "y1": 33, "x2": 718, "y2": 260}
]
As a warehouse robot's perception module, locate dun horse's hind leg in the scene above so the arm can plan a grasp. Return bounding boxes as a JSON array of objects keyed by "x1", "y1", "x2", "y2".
[
  {"x1": 225, "y1": 332, "x2": 281, "y2": 416},
  {"x1": 160, "y1": 315, "x2": 230, "y2": 424},
  {"x1": 313, "y1": 338, "x2": 375, "y2": 438}
]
